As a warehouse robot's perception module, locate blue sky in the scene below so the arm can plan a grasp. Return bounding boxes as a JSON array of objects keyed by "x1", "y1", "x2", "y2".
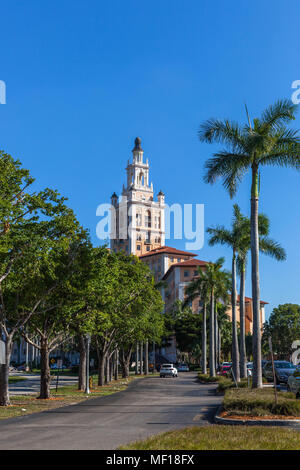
[{"x1": 1, "y1": 0, "x2": 299, "y2": 318}]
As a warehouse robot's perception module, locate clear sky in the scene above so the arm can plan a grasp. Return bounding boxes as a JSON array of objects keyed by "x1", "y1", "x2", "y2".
[{"x1": 1, "y1": 0, "x2": 299, "y2": 319}]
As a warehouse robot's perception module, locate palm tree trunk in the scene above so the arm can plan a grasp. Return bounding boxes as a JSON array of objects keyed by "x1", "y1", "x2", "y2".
[
  {"x1": 209, "y1": 290, "x2": 215, "y2": 377},
  {"x1": 202, "y1": 303, "x2": 207, "y2": 374},
  {"x1": 214, "y1": 304, "x2": 218, "y2": 371},
  {"x1": 251, "y1": 164, "x2": 262, "y2": 388},
  {"x1": 232, "y1": 251, "x2": 240, "y2": 382},
  {"x1": 239, "y1": 263, "x2": 247, "y2": 378}
]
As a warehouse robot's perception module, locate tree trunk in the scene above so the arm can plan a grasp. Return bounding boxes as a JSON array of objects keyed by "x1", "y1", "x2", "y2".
[
  {"x1": 120, "y1": 347, "x2": 131, "y2": 378},
  {"x1": 251, "y1": 165, "x2": 262, "y2": 388},
  {"x1": 214, "y1": 304, "x2": 218, "y2": 371},
  {"x1": 135, "y1": 342, "x2": 139, "y2": 375},
  {"x1": 0, "y1": 338, "x2": 12, "y2": 406},
  {"x1": 209, "y1": 291, "x2": 215, "y2": 377},
  {"x1": 39, "y1": 342, "x2": 51, "y2": 399},
  {"x1": 109, "y1": 355, "x2": 113, "y2": 382},
  {"x1": 97, "y1": 352, "x2": 106, "y2": 386},
  {"x1": 231, "y1": 251, "x2": 240, "y2": 382},
  {"x1": 239, "y1": 264, "x2": 247, "y2": 378},
  {"x1": 105, "y1": 355, "x2": 110, "y2": 384},
  {"x1": 78, "y1": 334, "x2": 86, "y2": 391},
  {"x1": 140, "y1": 342, "x2": 143, "y2": 375},
  {"x1": 202, "y1": 303, "x2": 207, "y2": 374},
  {"x1": 114, "y1": 349, "x2": 118, "y2": 380},
  {"x1": 144, "y1": 340, "x2": 149, "y2": 375}
]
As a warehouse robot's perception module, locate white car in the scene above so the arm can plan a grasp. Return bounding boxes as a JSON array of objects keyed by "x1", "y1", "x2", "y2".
[
  {"x1": 287, "y1": 369, "x2": 300, "y2": 398},
  {"x1": 160, "y1": 363, "x2": 178, "y2": 378},
  {"x1": 177, "y1": 364, "x2": 189, "y2": 372}
]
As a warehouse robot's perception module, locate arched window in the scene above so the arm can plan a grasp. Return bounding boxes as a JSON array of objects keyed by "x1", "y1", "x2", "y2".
[{"x1": 139, "y1": 171, "x2": 144, "y2": 186}]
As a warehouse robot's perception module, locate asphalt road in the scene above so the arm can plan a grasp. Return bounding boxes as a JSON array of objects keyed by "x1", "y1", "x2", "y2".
[
  {"x1": 9, "y1": 374, "x2": 78, "y2": 395},
  {"x1": 0, "y1": 372, "x2": 221, "y2": 450}
]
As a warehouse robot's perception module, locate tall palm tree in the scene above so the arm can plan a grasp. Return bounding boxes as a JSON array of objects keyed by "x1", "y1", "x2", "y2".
[
  {"x1": 199, "y1": 99, "x2": 300, "y2": 387},
  {"x1": 214, "y1": 272, "x2": 231, "y2": 371},
  {"x1": 237, "y1": 213, "x2": 286, "y2": 378},
  {"x1": 207, "y1": 204, "x2": 247, "y2": 382},
  {"x1": 184, "y1": 271, "x2": 209, "y2": 374}
]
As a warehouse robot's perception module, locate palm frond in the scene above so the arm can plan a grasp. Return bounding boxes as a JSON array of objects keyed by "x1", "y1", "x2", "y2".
[
  {"x1": 259, "y1": 99, "x2": 297, "y2": 133},
  {"x1": 206, "y1": 226, "x2": 233, "y2": 247},
  {"x1": 259, "y1": 237, "x2": 286, "y2": 261},
  {"x1": 198, "y1": 119, "x2": 245, "y2": 152}
]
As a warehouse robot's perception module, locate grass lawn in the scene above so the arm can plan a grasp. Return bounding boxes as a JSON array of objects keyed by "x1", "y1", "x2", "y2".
[
  {"x1": 8, "y1": 376, "x2": 26, "y2": 384},
  {"x1": 1, "y1": 373, "x2": 155, "y2": 420},
  {"x1": 119, "y1": 425, "x2": 300, "y2": 450},
  {"x1": 223, "y1": 387, "x2": 300, "y2": 417}
]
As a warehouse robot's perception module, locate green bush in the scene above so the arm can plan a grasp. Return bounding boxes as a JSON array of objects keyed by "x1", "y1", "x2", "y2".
[
  {"x1": 198, "y1": 373, "x2": 224, "y2": 383},
  {"x1": 223, "y1": 388, "x2": 300, "y2": 417}
]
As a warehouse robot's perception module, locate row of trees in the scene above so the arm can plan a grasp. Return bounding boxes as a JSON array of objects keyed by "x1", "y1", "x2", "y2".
[
  {"x1": 198, "y1": 99, "x2": 300, "y2": 387},
  {"x1": 0, "y1": 152, "x2": 164, "y2": 406}
]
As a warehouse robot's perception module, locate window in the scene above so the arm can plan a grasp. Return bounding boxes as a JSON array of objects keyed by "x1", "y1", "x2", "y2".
[
  {"x1": 177, "y1": 258, "x2": 180, "y2": 262},
  {"x1": 170, "y1": 257, "x2": 174, "y2": 262},
  {"x1": 194, "y1": 270, "x2": 198, "y2": 276},
  {"x1": 137, "y1": 234, "x2": 142, "y2": 241},
  {"x1": 145, "y1": 210, "x2": 151, "y2": 228},
  {"x1": 154, "y1": 215, "x2": 161, "y2": 229},
  {"x1": 146, "y1": 246, "x2": 150, "y2": 251},
  {"x1": 184, "y1": 271, "x2": 189, "y2": 277},
  {"x1": 137, "y1": 245, "x2": 141, "y2": 251}
]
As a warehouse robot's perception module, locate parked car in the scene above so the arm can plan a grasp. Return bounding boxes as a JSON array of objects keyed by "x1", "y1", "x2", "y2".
[
  {"x1": 177, "y1": 364, "x2": 189, "y2": 372},
  {"x1": 220, "y1": 363, "x2": 232, "y2": 377},
  {"x1": 160, "y1": 363, "x2": 178, "y2": 378},
  {"x1": 287, "y1": 369, "x2": 300, "y2": 398},
  {"x1": 50, "y1": 363, "x2": 67, "y2": 370},
  {"x1": 263, "y1": 361, "x2": 297, "y2": 384}
]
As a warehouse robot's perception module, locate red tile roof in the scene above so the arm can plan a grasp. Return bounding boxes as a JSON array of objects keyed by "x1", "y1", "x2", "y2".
[
  {"x1": 162, "y1": 259, "x2": 209, "y2": 279},
  {"x1": 139, "y1": 246, "x2": 197, "y2": 259},
  {"x1": 235, "y1": 294, "x2": 268, "y2": 305}
]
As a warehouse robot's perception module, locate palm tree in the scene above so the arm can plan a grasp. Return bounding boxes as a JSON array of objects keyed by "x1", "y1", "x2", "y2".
[
  {"x1": 214, "y1": 272, "x2": 231, "y2": 371},
  {"x1": 207, "y1": 204, "x2": 247, "y2": 382},
  {"x1": 199, "y1": 99, "x2": 300, "y2": 387},
  {"x1": 237, "y1": 213, "x2": 286, "y2": 378},
  {"x1": 184, "y1": 271, "x2": 209, "y2": 374},
  {"x1": 186, "y1": 258, "x2": 230, "y2": 376}
]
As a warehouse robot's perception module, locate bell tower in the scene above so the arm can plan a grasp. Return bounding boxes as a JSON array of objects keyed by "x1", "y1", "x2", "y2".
[{"x1": 110, "y1": 137, "x2": 165, "y2": 255}]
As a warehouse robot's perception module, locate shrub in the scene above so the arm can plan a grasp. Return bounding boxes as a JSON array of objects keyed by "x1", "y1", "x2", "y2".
[
  {"x1": 198, "y1": 373, "x2": 224, "y2": 383},
  {"x1": 223, "y1": 388, "x2": 300, "y2": 417}
]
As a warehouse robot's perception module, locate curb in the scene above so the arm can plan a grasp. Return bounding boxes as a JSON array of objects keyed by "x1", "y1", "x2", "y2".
[{"x1": 214, "y1": 405, "x2": 300, "y2": 428}]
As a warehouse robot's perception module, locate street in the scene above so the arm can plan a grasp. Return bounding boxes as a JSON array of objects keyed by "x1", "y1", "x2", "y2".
[
  {"x1": 0, "y1": 372, "x2": 221, "y2": 450},
  {"x1": 9, "y1": 373, "x2": 78, "y2": 396}
]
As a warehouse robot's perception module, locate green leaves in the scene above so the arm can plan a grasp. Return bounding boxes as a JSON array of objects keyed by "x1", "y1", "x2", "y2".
[{"x1": 200, "y1": 99, "x2": 300, "y2": 198}]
